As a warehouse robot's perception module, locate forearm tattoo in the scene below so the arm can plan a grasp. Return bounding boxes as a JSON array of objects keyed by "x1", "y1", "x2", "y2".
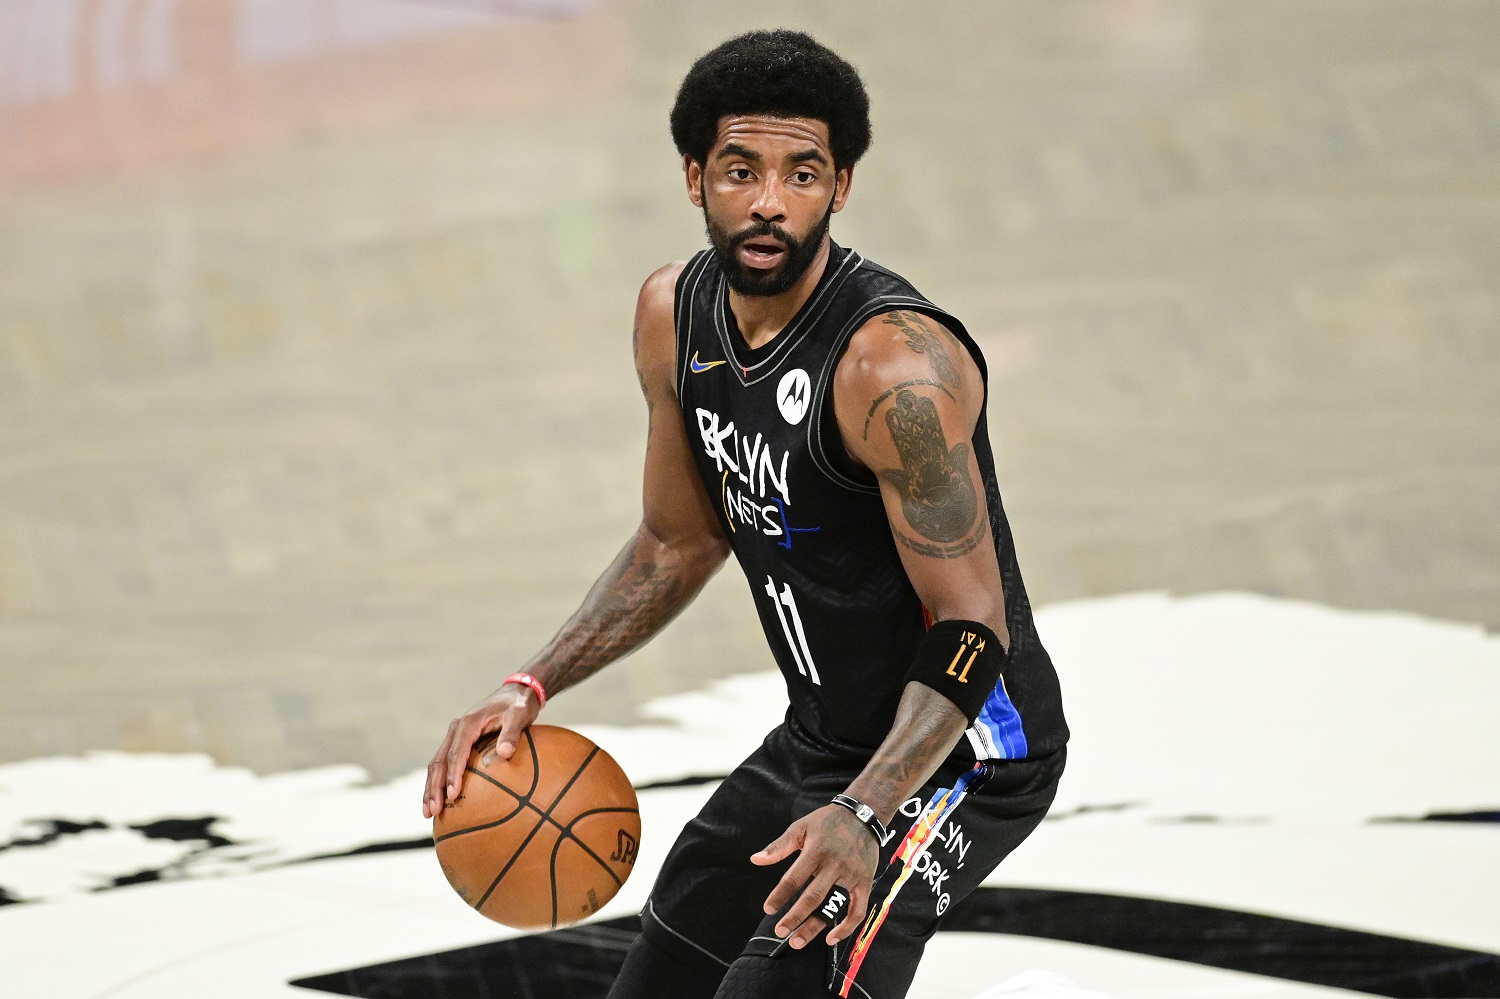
[
  {"x1": 882, "y1": 310, "x2": 960, "y2": 390},
  {"x1": 879, "y1": 389, "x2": 982, "y2": 557},
  {"x1": 530, "y1": 529, "x2": 692, "y2": 693},
  {"x1": 848, "y1": 683, "x2": 969, "y2": 820}
]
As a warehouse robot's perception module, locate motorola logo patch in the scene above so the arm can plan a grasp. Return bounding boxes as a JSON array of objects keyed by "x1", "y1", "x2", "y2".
[{"x1": 777, "y1": 368, "x2": 811, "y2": 425}]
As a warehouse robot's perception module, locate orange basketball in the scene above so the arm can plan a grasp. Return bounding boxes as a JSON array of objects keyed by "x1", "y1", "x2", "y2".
[{"x1": 433, "y1": 724, "x2": 641, "y2": 929}]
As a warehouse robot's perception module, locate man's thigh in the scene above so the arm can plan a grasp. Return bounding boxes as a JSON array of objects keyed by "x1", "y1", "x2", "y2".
[
  {"x1": 620, "y1": 735, "x2": 1063, "y2": 999},
  {"x1": 638, "y1": 726, "x2": 812, "y2": 973}
]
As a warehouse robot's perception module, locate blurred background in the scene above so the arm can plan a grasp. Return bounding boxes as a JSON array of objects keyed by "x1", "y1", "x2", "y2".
[{"x1": 1, "y1": 0, "x2": 1496, "y2": 782}]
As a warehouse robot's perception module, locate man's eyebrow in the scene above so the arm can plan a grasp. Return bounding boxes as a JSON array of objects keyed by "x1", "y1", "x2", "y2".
[
  {"x1": 789, "y1": 148, "x2": 830, "y2": 166},
  {"x1": 716, "y1": 142, "x2": 762, "y2": 162}
]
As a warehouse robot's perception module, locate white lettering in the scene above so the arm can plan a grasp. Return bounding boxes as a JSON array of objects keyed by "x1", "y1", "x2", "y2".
[
  {"x1": 760, "y1": 505, "x2": 783, "y2": 536},
  {"x1": 759, "y1": 448, "x2": 790, "y2": 505},
  {"x1": 741, "y1": 432, "x2": 763, "y2": 482},
  {"x1": 937, "y1": 819, "x2": 970, "y2": 867},
  {"x1": 695, "y1": 409, "x2": 739, "y2": 476}
]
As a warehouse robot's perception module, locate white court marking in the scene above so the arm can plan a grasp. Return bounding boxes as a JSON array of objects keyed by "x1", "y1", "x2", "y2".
[{"x1": 0, "y1": 592, "x2": 1496, "y2": 997}]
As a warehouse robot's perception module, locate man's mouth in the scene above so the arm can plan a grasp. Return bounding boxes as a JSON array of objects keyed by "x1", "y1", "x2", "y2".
[{"x1": 738, "y1": 238, "x2": 787, "y2": 268}]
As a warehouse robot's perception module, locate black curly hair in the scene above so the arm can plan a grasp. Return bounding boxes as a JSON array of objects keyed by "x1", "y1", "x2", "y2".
[{"x1": 670, "y1": 30, "x2": 872, "y2": 171}]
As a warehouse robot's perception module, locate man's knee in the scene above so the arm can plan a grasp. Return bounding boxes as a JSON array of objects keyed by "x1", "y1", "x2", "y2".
[
  {"x1": 713, "y1": 945, "x2": 832, "y2": 999},
  {"x1": 607, "y1": 930, "x2": 726, "y2": 999}
]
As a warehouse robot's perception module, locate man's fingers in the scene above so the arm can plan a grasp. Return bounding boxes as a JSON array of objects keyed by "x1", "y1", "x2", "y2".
[
  {"x1": 825, "y1": 883, "x2": 870, "y2": 947},
  {"x1": 752, "y1": 820, "x2": 805, "y2": 867},
  {"x1": 492, "y1": 709, "x2": 529, "y2": 761},
  {"x1": 423, "y1": 725, "x2": 458, "y2": 817},
  {"x1": 762, "y1": 852, "x2": 816, "y2": 915},
  {"x1": 775, "y1": 872, "x2": 836, "y2": 943},
  {"x1": 423, "y1": 760, "x2": 443, "y2": 818},
  {"x1": 444, "y1": 719, "x2": 483, "y2": 802}
]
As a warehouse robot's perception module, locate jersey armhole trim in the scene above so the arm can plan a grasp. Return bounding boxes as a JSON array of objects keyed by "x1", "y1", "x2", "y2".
[{"x1": 674, "y1": 251, "x2": 715, "y2": 399}]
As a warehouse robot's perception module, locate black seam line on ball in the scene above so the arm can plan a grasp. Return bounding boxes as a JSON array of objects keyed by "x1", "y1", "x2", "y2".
[
  {"x1": 540, "y1": 747, "x2": 603, "y2": 824},
  {"x1": 463, "y1": 729, "x2": 542, "y2": 801},
  {"x1": 432, "y1": 788, "x2": 531, "y2": 843},
  {"x1": 474, "y1": 809, "x2": 552, "y2": 912},
  {"x1": 543, "y1": 804, "x2": 630, "y2": 924},
  {"x1": 556, "y1": 806, "x2": 639, "y2": 889},
  {"x1": 439, "y1": 775, "x2": 638, "y2": 843},
  {"x1": 446, "y1": 739, "x2": 599, "y2": 840}
]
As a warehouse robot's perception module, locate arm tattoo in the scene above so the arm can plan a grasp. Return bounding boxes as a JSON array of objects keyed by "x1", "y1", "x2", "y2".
[
  {"x1": 862, "y1": 378, "x2": 954, "y2": 440},
  {"x1": 878, "y1": 389, "x2": 979, "y2": 550},
  {"x1": 530, "y1": 529, "x2": 693, "y2": 693},
  {"x1": 882, "y1": 311, "x2": 960, "y2": 390},
  {"x1": 845, "y1": 683, "x2": 968, "y2": 821},
  {"x1": 891, "y1": 518, "x2": 985, "y2": 559}
]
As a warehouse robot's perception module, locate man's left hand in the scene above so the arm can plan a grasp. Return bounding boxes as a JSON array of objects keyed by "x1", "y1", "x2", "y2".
[{"x1": 752, "y1": 803, "x2": 881, "y2": 949}]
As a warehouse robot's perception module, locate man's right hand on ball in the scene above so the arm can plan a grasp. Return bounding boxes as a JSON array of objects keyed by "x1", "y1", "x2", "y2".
[{"x1": 423, "y1": 682, "x2": 542, "y2": 819}]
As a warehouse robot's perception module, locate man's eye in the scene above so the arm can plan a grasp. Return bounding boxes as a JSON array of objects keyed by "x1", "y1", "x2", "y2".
[
  {"x1": 728, "y1": 168, "x2": 753, "y2": 181},
  {"x1": 793, "y1": 171, "x2": 816, "y2": 184}
]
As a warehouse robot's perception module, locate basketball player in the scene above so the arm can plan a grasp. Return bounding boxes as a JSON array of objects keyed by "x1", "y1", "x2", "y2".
[{"x1": 425, "y1": 30, "x2": 1067, "y2": 999}]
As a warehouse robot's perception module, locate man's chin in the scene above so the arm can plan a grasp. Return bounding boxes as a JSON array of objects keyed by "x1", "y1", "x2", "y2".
[{"x1": 724, "y1": 261, "x2": 801, "y2": 297}]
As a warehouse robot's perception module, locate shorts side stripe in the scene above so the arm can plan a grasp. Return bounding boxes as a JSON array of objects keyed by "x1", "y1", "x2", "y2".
[{"x1": 835, "y1": 764, "x2": 990, "y2": 995}]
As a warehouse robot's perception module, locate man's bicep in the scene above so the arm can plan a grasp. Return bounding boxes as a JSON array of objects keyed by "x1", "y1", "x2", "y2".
[
  {"x1": 641, "y1": 387, "x2": 729, "y2": 555},
  {"x1": 872, "y1": 387, "x2": 987, "y2": 559},
  {"x1": 629, "y1": 261, "x2": 724, "y2": 555},
  {"x1": 859, "y1": 384, "x2": 1007, "y2": 631}
]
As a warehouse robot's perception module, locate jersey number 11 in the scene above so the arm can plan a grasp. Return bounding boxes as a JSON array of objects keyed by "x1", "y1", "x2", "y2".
[{"x1": 764, "y1": 576, "x2": 821, "y2": 686}]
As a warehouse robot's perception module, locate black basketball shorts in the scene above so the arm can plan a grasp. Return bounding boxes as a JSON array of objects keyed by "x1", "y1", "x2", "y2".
[{"x1": 636, "y1": 716, "x2": 1064, "y2": 999}]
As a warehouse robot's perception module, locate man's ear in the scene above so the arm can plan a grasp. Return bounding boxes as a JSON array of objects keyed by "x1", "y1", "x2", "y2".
[
  {"x1": 685, "y1": 155, "x2": 704, "y2": 207},
  {"x1": 832, "y1": 165, "x2": 855, "y2": 213}
]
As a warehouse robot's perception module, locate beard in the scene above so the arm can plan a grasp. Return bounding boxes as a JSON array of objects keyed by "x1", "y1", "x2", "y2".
[{"x1": 702, "y1": 193, "x2": 834, "y2": 298}]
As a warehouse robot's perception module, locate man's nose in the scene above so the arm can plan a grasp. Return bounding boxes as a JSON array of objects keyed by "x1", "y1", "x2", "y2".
[{"x1": 750, "y1": 177, "x2": 788, "y2": 224}]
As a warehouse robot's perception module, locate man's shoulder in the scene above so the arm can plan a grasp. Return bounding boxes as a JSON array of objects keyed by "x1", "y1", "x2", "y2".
[
  {"x1": 639, "y1": 259, "x2": 689, "y2": 301},
  {"x1": 634, "y1": 259, "x2": 695, "y2": 333},
  {"x1": 832, "y1": 305, "x2": 982, "y2": 425}
]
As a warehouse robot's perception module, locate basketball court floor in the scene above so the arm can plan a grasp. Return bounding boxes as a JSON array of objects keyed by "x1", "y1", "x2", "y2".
[{"x1": 1, "y1": 2, "x2": 1497, "y2": 996}]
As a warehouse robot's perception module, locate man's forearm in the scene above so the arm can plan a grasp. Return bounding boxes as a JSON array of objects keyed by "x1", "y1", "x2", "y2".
[
  {"x1": 842, "y1": 681, "x2": 969, "y2": 824},
  {"x1": 518, "y1": 524, "x2": 724, "y2": 697}
]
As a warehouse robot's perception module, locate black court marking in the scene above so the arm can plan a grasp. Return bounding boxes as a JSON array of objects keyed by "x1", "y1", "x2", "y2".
[
  {"x1": 1373, "y1": 809, "x2": 1500, "y2": 824},
  {"x1": 945, "y1": 888, "x2": 1500, "y2": 998},
  {"x1": 290, "y1": 887, "x2": 1500, "y2": 998},
  {"x1": 0, "y1": 818, "x2": 109, "y2": 852},
  {"x1": 633, "y1": 772, "x2": 729, "y2": 791}
]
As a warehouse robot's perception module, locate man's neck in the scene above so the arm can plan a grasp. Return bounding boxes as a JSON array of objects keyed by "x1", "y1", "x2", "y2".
[{"x1": 727, "y1": 237, "x2": 833, "y2": 350}]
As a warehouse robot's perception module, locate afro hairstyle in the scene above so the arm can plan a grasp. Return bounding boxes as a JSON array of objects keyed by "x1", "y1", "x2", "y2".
[{"x1": 670, "y1": 30, "x2": 872, "y2": 172}]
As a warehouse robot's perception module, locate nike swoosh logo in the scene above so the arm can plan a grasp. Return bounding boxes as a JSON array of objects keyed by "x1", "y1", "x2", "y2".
[{"x1": 690, "y1": 353, "x2": 727, "y2": 373}]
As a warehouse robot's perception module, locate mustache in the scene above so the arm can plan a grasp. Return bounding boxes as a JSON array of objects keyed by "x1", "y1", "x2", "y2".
[{"x1": 727, "y1": 221, "x2": 800, "y2": 251}]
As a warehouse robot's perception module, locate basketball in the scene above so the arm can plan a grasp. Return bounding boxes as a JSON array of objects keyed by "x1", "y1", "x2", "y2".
[{"x1": 432, "y1": 724, "x2": 641, "y2": 929}]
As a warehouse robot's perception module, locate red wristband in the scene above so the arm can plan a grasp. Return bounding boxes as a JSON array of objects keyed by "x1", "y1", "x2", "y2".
[{"x1": 503, "y1": 672, "x2": 546, "y2": 708}]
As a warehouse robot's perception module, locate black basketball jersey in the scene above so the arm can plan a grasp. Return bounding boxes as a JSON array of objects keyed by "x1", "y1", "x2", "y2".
[{"x1": 673, "y1": 242, "x2": 1067, "y2": 770}]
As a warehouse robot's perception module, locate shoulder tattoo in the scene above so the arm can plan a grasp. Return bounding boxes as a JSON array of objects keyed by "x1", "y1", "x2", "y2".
[{"x1": 882, "y1": 310, "x2": 960, "y2": 391}]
